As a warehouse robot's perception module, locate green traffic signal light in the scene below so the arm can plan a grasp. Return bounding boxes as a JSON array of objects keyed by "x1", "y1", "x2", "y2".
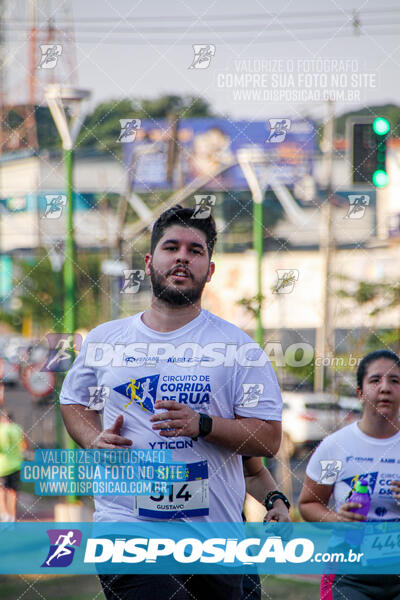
[
  {"x1": 372, "y1": 117, "x2": 390, "y2": 136},
  {"x1": 372, "y1": 169, "x2": 389, "y2": 187}
]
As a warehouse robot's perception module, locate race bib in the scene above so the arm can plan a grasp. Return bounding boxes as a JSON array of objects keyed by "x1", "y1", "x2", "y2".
[
  {"x1": 135, "y1": 460, "x2": 209, "y2": 519},
  {"x1": 361, "y1": 523, "x2": 400, "y2": 566}
]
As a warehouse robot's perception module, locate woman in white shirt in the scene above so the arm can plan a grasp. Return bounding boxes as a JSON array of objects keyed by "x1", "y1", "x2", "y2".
[{"x1": 299, "y1": 349, "x2": 400, "y2": 599}]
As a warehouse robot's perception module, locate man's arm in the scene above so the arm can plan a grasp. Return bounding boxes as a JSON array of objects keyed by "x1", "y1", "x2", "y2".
[
  {"x1": 243, "y1": 456, "x2": 290, "y2": 522},
  {"x1": 150, "y1": 400, "x2": 281, "y2": 457},
  {"x1": 243, "y1": 456, "x2": 278, "y2": 503},
  {"x1": 60, "y1": 405, "x2": 132, "y2": 449},
  {"x1": 202, "y1": 415, "x2": 281, "y2": 457}
]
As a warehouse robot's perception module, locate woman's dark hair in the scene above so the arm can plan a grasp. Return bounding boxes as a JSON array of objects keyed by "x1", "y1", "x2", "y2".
[
  {"x1": 357, "y1": 350, "x2": 400, "y2": 389},
  {"x1": 150, "y1": 204, "x2": 217, "y2": 259}
]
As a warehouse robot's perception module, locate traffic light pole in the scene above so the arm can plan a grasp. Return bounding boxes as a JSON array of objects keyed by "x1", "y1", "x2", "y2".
[
  {"x1": 314, "y1": 101, "x2": 335, "y2": 393},
  {"x1": 253, "y1": 199, "x2": 263, "y2": 347},
  {"x1": 64, "y1": 147, "x2": 78, "y2": 503},
  {"x1": 64, "y1": 148, "x2": 75, "y2": 336}
]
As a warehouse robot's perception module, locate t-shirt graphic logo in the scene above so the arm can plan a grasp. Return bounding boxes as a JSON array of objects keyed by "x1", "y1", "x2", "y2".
[
  {"x1": 87, "y1": 386, "x2": 110, "y2": 411},
  {"x1": 239, "y1": 383, "x2": 264, "y2": 407},
  {"x1": 319, "y1": 460, "x2": 342, "y2": 484},
  {"x1": 114, "y1": 374, "x2": 160, "y2": 413},
  {"x1": 343, "y1": 471, "x2": 378, "y2": 495},
  {"x1": 41, "y1": 529, "x2": 82, "y2": 567}
]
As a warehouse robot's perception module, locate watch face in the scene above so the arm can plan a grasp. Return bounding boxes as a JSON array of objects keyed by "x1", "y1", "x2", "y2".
[
  {"x1": 265, "y1": 492, "x2": 290, "y2": 511},
  {"x1": 199, "y1": 414, "x2": 212, "y2": 437}
]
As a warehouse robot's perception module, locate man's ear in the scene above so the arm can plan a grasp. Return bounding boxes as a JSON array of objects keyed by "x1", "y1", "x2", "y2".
[
  {"x1": 144, "y1": 253, "x2": 152, "y2": 276},
  {"x1": 206, "y1": 261, "x2": 215, "y2": 282}
]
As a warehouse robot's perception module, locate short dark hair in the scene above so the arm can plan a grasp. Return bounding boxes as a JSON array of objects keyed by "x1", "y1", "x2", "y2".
[
  {"x1": 357, "y1": 349, "x2": 400, "y2": 389},
  {"x1": 150, "y1": 204, "x2": 217, "y2": 258}
]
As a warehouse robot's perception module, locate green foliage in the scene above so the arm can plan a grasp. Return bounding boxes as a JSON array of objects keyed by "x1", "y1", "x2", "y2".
[
  {"x1": 335, "y1": 273, "x2": 400, "y2": 353},
  {"x1": 76, "y1": 98, "x2": 133, "y2": 154},
  {"x1": 35, "y1": 106, "x2": 62, "y2": 150},
  {"x1": 284, "y1": 357, "x2": 315, "y2": 387},
  {"x1": 11, "y1": 250, "x2": 105, "y2": 334},
  {"x1": 75, "y1": 95, "x2": 214, "y2": 155},
  {"x1": 237, "y1": 293, "x2": 265, "y2": 318},
  {"x1": 34, "y1": 94, "x2": 214, "y2": 154},
  {"x1": 13, "y1": 251, "x2": 56, "y2": 332},
  {"x1": 139, "y1": 94, "x2": 214, "y2": 119}
]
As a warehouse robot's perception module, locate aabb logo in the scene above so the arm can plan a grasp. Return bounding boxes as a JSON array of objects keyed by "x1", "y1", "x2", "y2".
[{"x1": 41, "y1": 529, "x2": 82, "y2": 568}]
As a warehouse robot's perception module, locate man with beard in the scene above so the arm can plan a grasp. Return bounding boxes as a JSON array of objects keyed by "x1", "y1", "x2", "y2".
[{"x1": 60, "y1": 204, "x2": 282, "y2": 600}]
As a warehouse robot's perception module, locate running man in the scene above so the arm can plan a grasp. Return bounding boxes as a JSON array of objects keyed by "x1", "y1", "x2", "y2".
[{"x1": 60, "y1": 204, "x2": 282, "y2": 600}]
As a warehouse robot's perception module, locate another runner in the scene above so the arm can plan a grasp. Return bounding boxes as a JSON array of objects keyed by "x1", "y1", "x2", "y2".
[
  {"x1": 0, "y1": 411, "x2": 25, "y2": 522},
  {"x1": 299, "y1": 349, "x2": 400, "y2": 599}
]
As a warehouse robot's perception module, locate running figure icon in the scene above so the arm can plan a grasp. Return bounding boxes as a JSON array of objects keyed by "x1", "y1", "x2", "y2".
[
  {"x1": 125, "y1": 378, "x2": 154, "y2": 411},
  {"x1": 46, "y1": 531, "x2": 77, "y2": 566}
]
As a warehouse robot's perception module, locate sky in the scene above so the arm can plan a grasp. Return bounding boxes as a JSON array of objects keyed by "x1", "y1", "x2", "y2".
[{"x1": 4, "y1": 0, "x2": 400, "y2": 123}]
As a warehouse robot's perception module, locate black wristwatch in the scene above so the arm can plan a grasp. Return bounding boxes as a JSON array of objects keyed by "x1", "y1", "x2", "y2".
[
  {"x1": 263, "y1": 490, "x2": 291, "y2": 511},
  {"x1": 193, "y1": 413, "x2": 213, "y2": 441}
]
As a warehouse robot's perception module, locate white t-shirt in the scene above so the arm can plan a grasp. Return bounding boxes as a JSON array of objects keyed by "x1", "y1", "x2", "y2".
[
  {"x1": 306, "y1": 421, "x2": 400, "y2": 521},
  {"x1": 60, "y1": 309, "x2": 282, "y2": 522}
]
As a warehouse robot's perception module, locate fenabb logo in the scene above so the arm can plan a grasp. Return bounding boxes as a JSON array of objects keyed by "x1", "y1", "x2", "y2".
[
  {"x1": 84, "y1": 535, "x2": 314, "y2": 565},
  {"x1": 42, "y1": 529, "x2": 82, "y2": 567}
]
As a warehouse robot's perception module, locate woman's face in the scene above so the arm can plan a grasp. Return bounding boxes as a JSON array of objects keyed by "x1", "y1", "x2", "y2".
[{"x1": 358, "y1": 358, "x2": 400, "y2": 421}]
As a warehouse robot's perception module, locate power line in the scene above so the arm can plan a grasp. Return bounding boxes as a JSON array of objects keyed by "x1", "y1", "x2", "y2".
[
  {"x1": 6, "y1": 27, "x2": 400, "y2": 45},
  {"x1": 6, "y1": 19, "x2": 400, "y2": 33},
  {"x1": 5, "y1": 6, "x2": 400, "y2": 23}
]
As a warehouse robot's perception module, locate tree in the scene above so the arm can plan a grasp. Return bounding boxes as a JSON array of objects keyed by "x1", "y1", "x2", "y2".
[
  {"x1": 75, "y1": 95, "x2": 215, "y2": 154},
  {"x1": 336, "y1": 274, "x2": 400, "y2": 354},
  {"x1": 9, "y1": 251, "x2": 104, "y2": 334}
]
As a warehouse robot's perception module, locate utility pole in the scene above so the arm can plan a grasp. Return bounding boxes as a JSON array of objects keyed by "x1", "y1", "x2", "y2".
[{"x1": 314, "y1": 101, "x2": 335, "y2": 392}]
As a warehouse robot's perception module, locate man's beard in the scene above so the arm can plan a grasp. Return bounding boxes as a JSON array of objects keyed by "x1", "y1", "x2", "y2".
[{"x1": 150, "y1": 264, "x2": 208, "y2": 306}]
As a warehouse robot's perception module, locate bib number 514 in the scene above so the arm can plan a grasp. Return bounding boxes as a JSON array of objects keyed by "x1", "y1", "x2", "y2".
[{"x1": 150, "y1": 484, "x2": 192, "y2": 503}]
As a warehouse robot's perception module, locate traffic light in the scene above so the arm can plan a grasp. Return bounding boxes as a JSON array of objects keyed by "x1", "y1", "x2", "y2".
[{"x1": 350, "y1": 117, "x2": 390, "y2": 187}]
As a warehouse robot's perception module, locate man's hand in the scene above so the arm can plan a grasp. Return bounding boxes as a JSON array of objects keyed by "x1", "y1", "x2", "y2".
[
  {"x1": 150, "y1": 401, "x2": 200, "y2": 438},
  {"x1": 337, "y1": 502, "x2": 366, "y2": 522},
  {"x1": 390, "y1": 480, "x2": 400, "y2": 506},
  {"x1": 89, "y1": 415, "x2": 132, "y2": 449},
  {"x1": 264, "y1": 500, "x2": 290, "y2": 523}
]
